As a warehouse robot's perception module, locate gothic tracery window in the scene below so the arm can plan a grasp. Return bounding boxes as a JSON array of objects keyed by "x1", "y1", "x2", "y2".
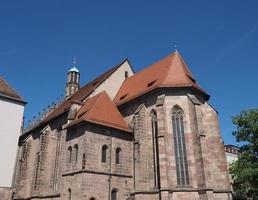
[
  {"x1": 172, "y1": 106, "x2": 190, "y2": 187},
  {"x1": 151, "y1": 111, "x2": 160, "y2": 188},
  {"x1": 34, "y1": 152, "x2": 41, "y2": 190}
]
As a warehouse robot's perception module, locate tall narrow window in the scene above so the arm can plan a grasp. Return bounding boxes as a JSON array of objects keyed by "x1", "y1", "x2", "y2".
[
  {"x1": 111, "y1": 188, "x2": 117, "y2": 200},
  {"x1": 101, "y1": 145, "x2": 108, "y2": 163},
  {"x1": 151, "y1": 111, "x2": 160, "y2": 189},
  {"x1": 82, "y1": 153, "x2": 86, "y2": 169},
  {"x1": 74, "y1": 144, "x2": 78, "y2": 162},
  {"x1": 115, "y1": 148, "x2": 121, "y2": 164},
  {"x1": 68, "y1": 146, "x2": 72, "y2": 164},
  {"x1": 125, "y1": 71, "x2": 128, "y2": 78},
  {"x1": 34, "y1": 153, "x2": 40, "y2": 190},
  {"x1": 172, "y1": 106, "x2": 190, "y2": 187},
  {"x1": 68, "y1": 188, "x2": 71, "y2": 200}
]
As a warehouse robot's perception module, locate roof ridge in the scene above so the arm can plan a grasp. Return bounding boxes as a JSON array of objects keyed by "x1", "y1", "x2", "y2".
[
  {"x1": 160, "y1": 52, "x2": 177, "y2": 86},
  {"x1": 88, "y1": 91, "x2": 106, "y2": 113},
  {"x1": 176, "y1": 51, "x2": 196, "y2": 81}
]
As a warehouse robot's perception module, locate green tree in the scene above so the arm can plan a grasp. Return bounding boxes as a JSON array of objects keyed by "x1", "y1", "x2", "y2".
[{"x1": 230, "y1": 109, "x2": 258, "y2": 199}]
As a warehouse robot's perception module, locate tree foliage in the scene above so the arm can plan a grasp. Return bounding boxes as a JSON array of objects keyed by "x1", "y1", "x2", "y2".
[{"x1": 230, "y1": 109, "x2": 258, "y2": 199}]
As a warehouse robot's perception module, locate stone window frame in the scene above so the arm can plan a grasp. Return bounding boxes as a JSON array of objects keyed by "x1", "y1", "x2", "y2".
[
  {"x1": 150, "y1": 109, "x2": 160, "y2": 189},
  {"x1": 74, "y1": 144, "x2": 79, "y2": 163},
  {"x1": 82, "y1": 153, "x2": 86, "y2": 169},
  {"x1": 115, "y1": 147, "x2": 121, "y2": 164},
  {"x1": 171, "y1": 105, "x2": 190, "y2": 187},
  {"x1": 68, "y1": 188, "x2": 71, "y2": 200},
  {"x1": 101, "y1": 145, "x2": 108, "y2": 163},
  {"x1": 111, "y1": 188, "x2": 118, "y2": 200},
  {"x1": 67, "y1": 146, "x2": 72, "y2": 164},
  {"x1": 33, "y1": 152, "x2": 41, "y2": 191}
]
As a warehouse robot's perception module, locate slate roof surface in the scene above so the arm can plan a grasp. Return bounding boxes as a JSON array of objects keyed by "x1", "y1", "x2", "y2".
[{"x1": 114, "y1": 51, "x2": 209, "y2": 105}]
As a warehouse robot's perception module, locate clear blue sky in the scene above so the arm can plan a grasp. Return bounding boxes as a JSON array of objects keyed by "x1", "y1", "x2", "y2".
[{"x1": 0, "y1": 0, "x2": 257, "y2": 145}]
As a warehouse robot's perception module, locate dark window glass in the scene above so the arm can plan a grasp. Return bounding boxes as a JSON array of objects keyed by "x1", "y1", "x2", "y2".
[
  {"x1": 68, "y1": 146, "x2": 72, "y2": 163},
  {"x1": 151, "y1": 111, "x2": 159, "y2": 188},
  {"x1": 82, "y1": 153, "x2": 86, "y2": 169},
  {"x1": 111, "y1": 189, "x2": 117, "y2": 200},
  {"x1": 115, "y1": 148, "x2": 121, "y2": 164},
  {"x1": 68, "y1": 188, "x2": 71, "y2": 200},
  {"x1": 101, "y1": 145, "x2": 108, "y2": 163},
  {"x1": 74, "y1": 144, "x2": 78, "y2": 162},
  {"x1": 172, "y1": 106, "x2": 190, "y2": 187},
  {"x1": 34, "y1": 153, "x2": 40, "y2": 190}
]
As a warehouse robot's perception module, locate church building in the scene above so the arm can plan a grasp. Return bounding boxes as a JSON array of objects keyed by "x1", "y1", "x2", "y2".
[{"x1": 12, "y1": 51, "x2": 231, "y2": 200}]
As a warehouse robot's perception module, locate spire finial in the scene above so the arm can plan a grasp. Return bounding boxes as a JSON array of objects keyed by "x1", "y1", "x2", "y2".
[
  {"x1": 173, "y1": 43, "x2": 178, "y2": 52},
  {"x1": 73, "y1": 57, "x2": 77, "y2": 67}
]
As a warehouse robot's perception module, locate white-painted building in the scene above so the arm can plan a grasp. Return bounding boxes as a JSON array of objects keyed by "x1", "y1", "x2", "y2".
[
  {"x1": 0, "y1": 77, "x2": 25, "y2": 187},
  {"x1": 224, "y1": 144, "x2": 241, "y2": 190}
]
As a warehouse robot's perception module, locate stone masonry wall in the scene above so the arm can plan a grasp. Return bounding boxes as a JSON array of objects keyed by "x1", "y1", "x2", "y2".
[
  {"x1": 58, "y1": 124, "x2": 133, "y2": 199},
  {"x1": 0, "y1": 187, "x2": 11, "y2": 200}
]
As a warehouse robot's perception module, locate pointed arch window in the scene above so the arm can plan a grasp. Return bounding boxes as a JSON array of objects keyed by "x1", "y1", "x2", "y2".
[
  {"x1": 151, "y1": 111, "x2": 160, "y2": 189},
  {"x1": 172, "y1": 106, "x2": 190, "y2": 187},
  {"x1": 34, "y1": 152, "x2": 41, "y2": 190},
  {"x1": 101, "y1": 145, "x2": 108, "y2": 163},
  {"x1": 115, "y1": 147, "x2": 121, "y2": 164}
]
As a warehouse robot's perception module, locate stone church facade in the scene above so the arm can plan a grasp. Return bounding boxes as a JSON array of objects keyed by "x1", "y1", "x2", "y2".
[{"x1": 12, "y1": 51, "x2": 232, "y2": 200}]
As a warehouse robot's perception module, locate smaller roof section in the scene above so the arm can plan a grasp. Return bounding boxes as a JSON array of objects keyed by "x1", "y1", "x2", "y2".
[
  {"x1": 0, "y1": 77, "x2": 25, "y2": 104},
  {"x1": 69, "y1": 67, "x2": 79, "y2": 73},
  {"x1": 65, "y1": 91, "x2": 131, "y2": 133}
]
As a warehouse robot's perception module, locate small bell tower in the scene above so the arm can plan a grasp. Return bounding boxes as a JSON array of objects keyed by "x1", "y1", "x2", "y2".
[{"x1": 65, "y1": 58, "x2": 80, "y2": 99}]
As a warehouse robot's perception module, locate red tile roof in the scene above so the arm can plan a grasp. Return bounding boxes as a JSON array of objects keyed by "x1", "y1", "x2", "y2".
[
  {"x1": 0, "y1": 77, "x2": 25, "y2": 103},
  {"x1": 43, "y1": 60, "x2": 127, "y2": 123},
  {"x1": 114, "y1": 51, "x2": 209, "y2": 105},
  {"x1": 66, "y1": 91, "x2": 131, "y2": 133}
]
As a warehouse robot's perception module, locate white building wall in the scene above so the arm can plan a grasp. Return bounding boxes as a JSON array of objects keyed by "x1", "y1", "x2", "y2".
[
  {"x1": 89, "y1": 61, "x2": 134, "y2": 100},
  {"x1": 0, "y1": 98, "x2": 24, "y2": 187}
]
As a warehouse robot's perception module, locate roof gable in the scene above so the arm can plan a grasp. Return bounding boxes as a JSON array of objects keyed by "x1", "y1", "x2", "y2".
[
  {"x1": 66, "y1": 91, "x2": 131, "y2": 133},
  {"x1": 43, "y1": 59, "x2": 129, "y2": 123},
  {"x1": 114, "y1": 51, "x2": 209, "y2": 105},
  {"x1": 0, "y1": 77, "x2": 25, "y2": 103}
]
